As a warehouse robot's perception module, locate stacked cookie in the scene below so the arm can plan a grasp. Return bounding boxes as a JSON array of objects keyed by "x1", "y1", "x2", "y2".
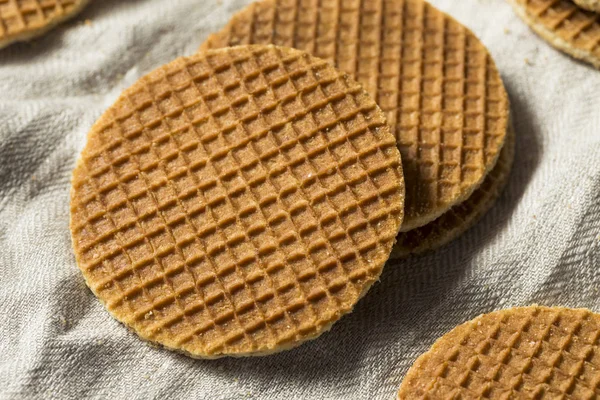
[
  {"x1": 202, "y1": 0, "x2": 514, "y2": 258},
  {"x1": 509, "y1": 0, "x2": 600, "y2": 69},
  {"x1": 70, "y1": 0, "x2": 513, "y2": 358}
]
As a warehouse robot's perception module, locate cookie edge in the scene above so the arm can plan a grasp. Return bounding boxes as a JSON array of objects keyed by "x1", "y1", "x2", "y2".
[
  {"x1": 397, "y1": 305, "x2": 598, "y2": 399},
  {"x1": 389, "y1": 119, "x2": 515, "y2": 259},
  {"x1": 508, "y1": 0, "x2": 600, "y2": 69},
  {"x1": 0, "y1": 0, "x2": 91, "y2": 50}
]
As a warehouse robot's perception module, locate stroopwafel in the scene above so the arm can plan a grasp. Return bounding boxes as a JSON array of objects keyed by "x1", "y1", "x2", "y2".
[
  {"x1": 509, "y1": 0, "x2": 600, "y2": 69},
  {"x1": 0, "y1": 0, "x2": 89, "y2": 49},
  {"x1": 399, "y1": 306, "x2": 600, "y2": 399},
  {"x1": 70, "y1": 45, "x2": 405, "y2": 358},
  {"x1": 201, "y1": 0, "x2": 511, "y2": 234}
]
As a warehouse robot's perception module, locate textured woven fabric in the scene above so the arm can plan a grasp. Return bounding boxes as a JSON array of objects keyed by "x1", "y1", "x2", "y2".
[{"x1": 0, "y1": 0, "x2": 599, "y2": 399}]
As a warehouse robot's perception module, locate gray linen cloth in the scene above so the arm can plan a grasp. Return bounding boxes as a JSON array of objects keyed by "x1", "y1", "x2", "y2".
[{"x1": 1, "y1": 0, "x2": 599, "y2": 398}]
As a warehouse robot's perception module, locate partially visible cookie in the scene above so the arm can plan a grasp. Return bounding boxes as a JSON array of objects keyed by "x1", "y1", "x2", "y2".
[
  {"x1": 390, "y1": 123, "x2": 514, "y2": 259},
  {"x1": 0, "y1": 0, "x2": 89, "y2": 50},
  {"x1": 70, "y1": 45, "x2": 405, "y2": 358},
  {"x1": 201, "y1": 0, "x2": 510, "y2": 233},
  {"x1": 399, "y1": 306, "x2": 600, "y2": 399},
  {"x1": 508, "y1": 0, "x2": 600, "y2": 69},
  {"x1": 573, "y1": 0, "x2": 600, "y2": 13}
]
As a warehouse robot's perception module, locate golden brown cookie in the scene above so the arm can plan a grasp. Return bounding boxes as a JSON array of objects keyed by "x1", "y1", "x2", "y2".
[
  {"x1": 390, "y1": 123, "x2": 514, "y2": 259},
  {"x1": 0, "y1": 0, "x2": 89, "y2": 49},
  {"x1": 398, "y1": 306, "x2": 600, "y2": 399},
  {"x1": 573, "y1": 0, "x2": 600, "y2": 13},
  {"x1": 508, "y1": 0, "x2": 600, "y2": 69},
  {"x1": 70, "y1": 45, "x2": 405, "y2": 358},
  {"x1": 201, "y1": 0, "x2": 510, "y2": 232}
]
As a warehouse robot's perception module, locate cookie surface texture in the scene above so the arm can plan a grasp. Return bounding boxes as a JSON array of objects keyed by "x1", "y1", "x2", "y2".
[
  {"x1": 398, "y1": 306, "x2": 600, "y2": 399},
  {"x1": 509, "y1": 0, "x2": 600, "y2": 69},
  {"x1": 201, "y1": 0, "x2": 510, "y2": 232},
  {"x1": 70, "y1": 45, "x2": 405, "y2": 358},
  {"x1": 0, "y1": 0, "x2": 89, "y2": 49},
  {"x1": 573, "y1": 0, "x2": 600, "y2": 13},
  {"x1": 390, "y1": 123, "x2": 514, "y2": 259}
]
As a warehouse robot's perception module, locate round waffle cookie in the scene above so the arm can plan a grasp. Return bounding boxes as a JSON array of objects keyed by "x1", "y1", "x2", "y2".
[
  {"x1": 390, "y1": 123, "x2": 514, "y2": 259},
  {"x1": 398, "y1": 306, "x2": 600, "y2": 399},
  {"x1": 0, "y1": 0, "x2": 89, "y2": 50},
  {"x1": 574, "y1": 0, "x2": 600, "y2": 13},
  {"x1": 508, "y1": 0, "x2": 600, "y2": 69},
  {"x1": 201, "y1": 0, "x2": 511, "y2": 232},
  {"x1": 70, "y1": 45, "x2": 405, "y2": 358}
]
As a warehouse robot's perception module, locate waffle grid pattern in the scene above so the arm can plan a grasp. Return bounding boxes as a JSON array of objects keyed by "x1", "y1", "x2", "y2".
[
  {"x1": 201, "y1": 0, "x2": 510, "y2": 231},
  {"x1": 399, "y1": 307, "x2": 600, "y2": 399},
  {"x1": 71, "y1": 45, "x2": 404, "y2": 357},
  {"x1": 517, "y1": 0, "x2": 600, "y2": 60},
  {"x1": 0, "y1": 0, "x2": 80, "y2": 38},
  {"x1": 391, "y1": 124, "x2": 515, "y2": 259}
]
